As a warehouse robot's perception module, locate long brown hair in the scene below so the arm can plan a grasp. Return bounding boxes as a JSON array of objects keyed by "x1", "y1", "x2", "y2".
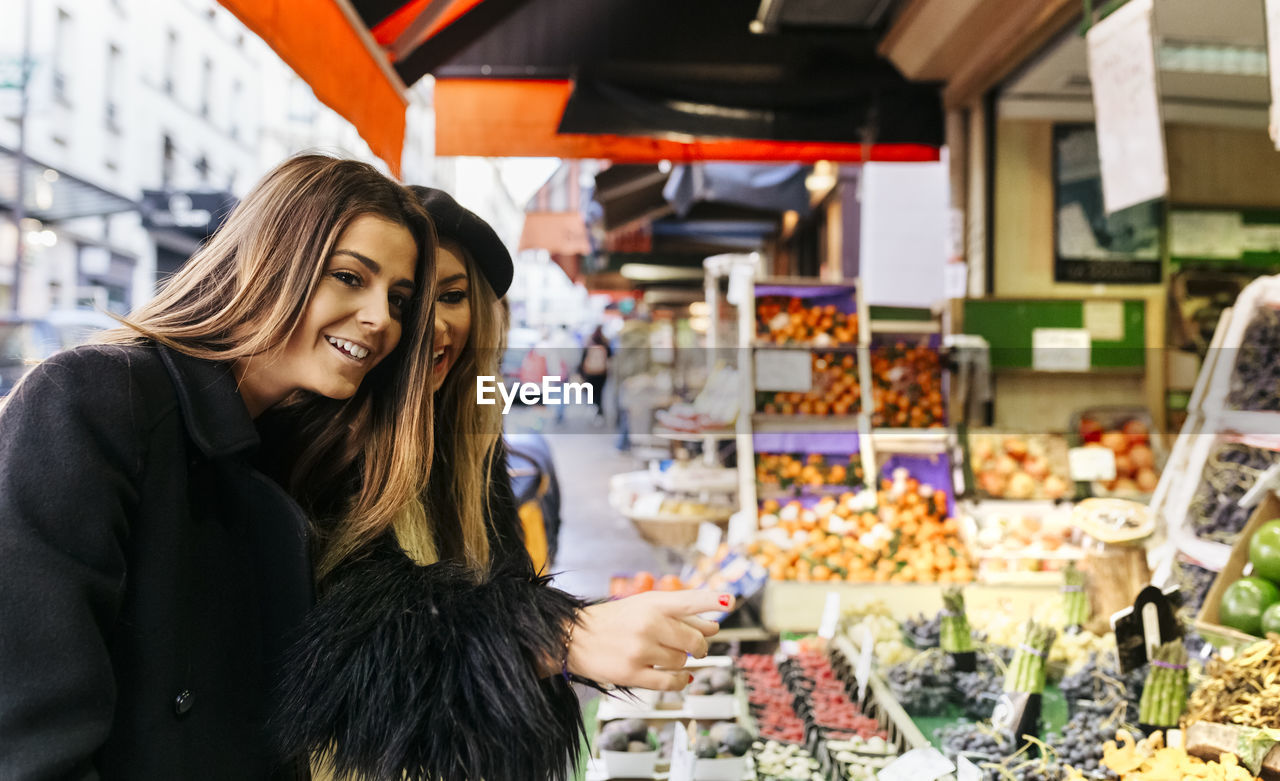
[
  {"x1": 398, "y1": 239, "x2": 504, "y2": 576},
  {"x1": 98, "y1": 153, "x2": 438, "y2": 579}
]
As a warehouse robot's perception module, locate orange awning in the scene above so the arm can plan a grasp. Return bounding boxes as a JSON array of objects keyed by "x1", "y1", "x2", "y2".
[
  {"x1": 435, "y1": 79, "x2": 942, "y2": 163},
  {"x1": 217, "y1": 0, "x2": 408, "y2": 176}
]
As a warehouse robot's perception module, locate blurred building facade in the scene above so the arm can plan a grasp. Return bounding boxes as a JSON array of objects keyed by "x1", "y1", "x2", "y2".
[{"x1": 0, "y1": 0, "x2": 436, "y2": 317}]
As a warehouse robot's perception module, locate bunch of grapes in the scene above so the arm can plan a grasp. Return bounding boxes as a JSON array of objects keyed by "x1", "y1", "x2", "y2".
[
  {"x1": 885, "y1": 652, "x2": 952, "y2": 715},
  {"x1": 1046, "y1": 711, "x2": 1120, "y2": 779},
  {"x1": 1060, "y1": 652, "x2": 1143, "y2": 723},
  {"x1": 936, "y1": 721, "x2": 1014, "y2": 763},
  {"x1": 902, "y1": 612, "x2": 941, "y2": 648},
  {"x1": 1171, "y1": 559, "x2": 1217, "y2": 616},
  {"x1": 953, "y1": 669, "x2": 1004, "y2": 720}
]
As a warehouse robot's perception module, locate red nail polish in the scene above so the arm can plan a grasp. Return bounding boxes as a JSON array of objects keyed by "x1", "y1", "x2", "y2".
[{"x1": 718, "y1": 595, "x2": 731, "y2": 607}]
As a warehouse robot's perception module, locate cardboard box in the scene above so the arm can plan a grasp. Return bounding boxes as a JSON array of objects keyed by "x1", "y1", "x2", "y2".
[{"x1": 1195, "y1": 492, "x2": 1280, "y2": 649}]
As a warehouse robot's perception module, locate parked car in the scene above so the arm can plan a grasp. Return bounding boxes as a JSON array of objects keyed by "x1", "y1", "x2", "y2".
[{"x1": 0, "y1": 310, "x2": 120, "y2": 396}]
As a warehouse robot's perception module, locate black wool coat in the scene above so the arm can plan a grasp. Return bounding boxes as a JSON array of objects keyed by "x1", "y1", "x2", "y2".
[{"x1": 0, "y1": 343, "x2": 312, "y2": 780}]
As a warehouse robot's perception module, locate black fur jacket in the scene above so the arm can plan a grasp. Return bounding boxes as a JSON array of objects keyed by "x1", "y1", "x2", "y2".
[{"x1": 272, "y1": 443, "x2": 593, "y2": 781}]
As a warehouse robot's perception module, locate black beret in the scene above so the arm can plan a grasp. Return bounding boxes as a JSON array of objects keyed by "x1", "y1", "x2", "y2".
[{"x1": 409, "y1": 185, "x2": 513, "y2": 298}]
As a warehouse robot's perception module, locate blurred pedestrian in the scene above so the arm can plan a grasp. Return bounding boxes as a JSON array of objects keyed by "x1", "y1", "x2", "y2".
[{"x1": 579, "y1": 324, "x2": 611, "y2": 423}]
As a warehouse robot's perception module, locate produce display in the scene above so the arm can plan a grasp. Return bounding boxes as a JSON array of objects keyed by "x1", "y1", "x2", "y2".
[
  {"x1": 608, "y1": 570, "x2": 687, "y2": 598},
  {"x1": 740, "y1": 653, "x2": 808, "y2": 744},
  {"x1": 596, "y1": 718, "x2": 659, "y2": 754},
  {"x1": 965, "y1": 508, "x2": 1081, "y2": 577},
  {"x1": 1137, "y1": 641, "x2": 1188, "y2": 729},
  {"x1": 940, "y1": 587, "x2": 975, "y2": 654},
  {"x1": 1187, "y1": 639, "x2": 1280, "y2": 729},
  {"x1": 1077, "y1": 413, "x2": 1159, "y2": 496},
  {"x1": 1005, "y1": 620, "x2": 1058, "y2": 694},
  {"x1": 1217, "y1": 518, "x2": 1280, "y2": 637},
  {"x1": 1188, "y1": 443, "x2": 1280, "y2": 543},
  {"x1": 869, "y1": 340, "x2": 945, "y2": 428},
  {"x1": 751, "y1": 467, "x2": 970, "y2": 583},
  {"x1": 1063, "y1": 564, "x2": 1090, "y2": 628},
  {"x1": 752, "y1": 740, "x2": 823, "y2": 781},
  {"x1": 826, "y1": 735, "x2": 898, "y2": 780},
  {"x1": 970, "y1": 433, "x2": 1072, "y2": 500},
  {"x1": 1227, "y1": 305, "x2": 1280, "y2": 411},
  {"x1": 688, "y1": 721, "x2": 753, "y2": 759},
  {"x1": 1172, "y1": 557, "x2": 1218, "y2": 616},
  {"x1": 757, "y1": 352, "x2": 861, "y2": 417},
  {"x1": 756, "y1": 452, "x2": 865, "y2": 493},
  {"x1": 687, "y1": 666, "x2": 736, "y2": 697},
  {"x1": 756, "y1": 297, "x2": 859, "y2": 346},
  {"x1": 1100, "y1": 730, "x2": 1260, "y2": 781}
]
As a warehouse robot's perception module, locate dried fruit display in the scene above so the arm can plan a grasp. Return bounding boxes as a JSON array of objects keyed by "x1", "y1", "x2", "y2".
[
  {"x1": 1187, "y1": 639, "x2": 1280, "y2": 729},
  {"x1": 970, "y1": 433, "x2": 1072, "y2": 500},
  {"x1": 870, "y1": 340, "x2": 945, "y2": 428},
  {"x1": 757, "y1": 351, "x2": 861, "y2": 416},
  {"x1": 756, "y1": 296, "x2": 859, "y2": 345},
  {"x1": 1227, "y1": 305, "x2": 1280, "y2": 411}
]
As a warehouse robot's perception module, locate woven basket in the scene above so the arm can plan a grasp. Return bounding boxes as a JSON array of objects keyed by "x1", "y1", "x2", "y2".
[{"x1": 625, "y1": 513, "x2": 729, "y2": 548}]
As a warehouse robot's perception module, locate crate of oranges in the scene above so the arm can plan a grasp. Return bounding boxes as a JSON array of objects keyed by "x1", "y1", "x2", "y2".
[
  {"x1": 869, "y1": 339, "x2": 945, "y2": 429},
  {"x1": 757, "y1": 351, "x2": 861, "y2": 417},
  {"x1": 755, "y1": 452, "x2": 865, "y2": 495},
  {"x1": 756, "y1": 295, "x2": 859, "y2": 346}
]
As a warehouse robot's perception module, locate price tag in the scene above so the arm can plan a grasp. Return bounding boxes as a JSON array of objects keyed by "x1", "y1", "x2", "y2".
[
  {"x1": 876, "y1": 747, "x2": 955, "y2": 781},
  {"x1": 1032, "y1": 328, "x2": 1091, "y2": 372},
  {"x1": 957, "y1": 756, "x2": 982, "y2": 781},
  {"x1": 755, "y1": 349, "x2": 813, "y2": 393},
  {"x1": 726, "y1": 510, "x2": 757, "y2": 547},
  {"x1": 696, "y1": 522, "x2": 724, "y2": 558},
  {"x1": 1069, "y1": 446, "x2": 1117, "y2": 481},
  {"x1": 855, "y1": 623, "x2": 874, "y2": 701},
  {"x1": 632, "y1": 492, "x2": 666, "y2": 517},
  {"x1": 817, "y1": 591, "x2": 842, "y2": 639},
  {"x1": 669, "y1": 721, "x2": 695, "y2": 781},
  {"x1": 1111, "y1": 584, "x2": 1182, "y2": 673}
]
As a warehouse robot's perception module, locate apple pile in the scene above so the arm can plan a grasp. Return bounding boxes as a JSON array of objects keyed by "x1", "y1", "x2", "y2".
[
  {"x1": 1078, "y1": 414, "x2": 1159, "y2": 495},
  {"x1": 969, "y1": 433, "x2": 1071, "y2": 500}
]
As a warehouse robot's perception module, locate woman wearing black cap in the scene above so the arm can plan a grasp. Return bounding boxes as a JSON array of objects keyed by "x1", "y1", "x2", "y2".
[{"x1": 275, "y1": 186, "x2": 732, "y2": 781}]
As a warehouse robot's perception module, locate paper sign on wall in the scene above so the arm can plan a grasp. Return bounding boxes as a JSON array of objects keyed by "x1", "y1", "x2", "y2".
[
  {"x1": 1083, "y1": 300, "x2": 1124, "y2": 341},
  {"x1": 755, "y1": 349, "x2": 813, "y2": 393},
  {"x1": 1032, "y1": 328, "x2": 1091, "y2": 372},
  {"x1": 1086, "y1": 0, "x2": 1167, "y2": 214}
]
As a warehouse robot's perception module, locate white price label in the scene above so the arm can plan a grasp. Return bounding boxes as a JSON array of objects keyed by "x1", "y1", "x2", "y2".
[
  {"x1": 817, "y1": 591, "x2": 842, "y2": 639},
  {"x1": 726, "y1": 510, "x2": 757, "y2": 547},
  {"x1": 957, "y1": 755, "x2": 982, "y2": 781},
  {"x1": 754, "y1": 349, "x2": 813, "y2": 393},
  {"x1": 669, "y1": 721, "x2": 695, "y2": 781},
  {"x1": 855, "y1": 623, "x2": 874, "y2": 701},
  {"x1": 1069, "y1": 446, "x2": 1117, "y2": 482},
  {"x1": 876, "y1": 747, "x2": 955, "y2": 781},
  {"x1": 1032, "y1": 328, "x2": 1091, "y2": 372},
  {"x1": 695, "y1": 522, "x2": 724, "y2": 558}
]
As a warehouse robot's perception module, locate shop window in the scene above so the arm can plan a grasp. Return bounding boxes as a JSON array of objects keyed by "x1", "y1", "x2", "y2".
[{"x1": 161, "y1": 134, "x2": 175, "y2": 188}]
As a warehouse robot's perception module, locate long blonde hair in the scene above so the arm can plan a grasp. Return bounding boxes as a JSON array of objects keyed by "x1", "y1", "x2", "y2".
[
  {"x1": 399, "y1": 240, "x2": 504, "y2": 576},
  {"x1": 97, "y1": 153, "x2": 438, "y2": 580}
]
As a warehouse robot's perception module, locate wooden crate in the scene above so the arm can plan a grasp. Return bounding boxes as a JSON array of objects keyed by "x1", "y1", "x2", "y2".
[{"x1": 1195, "y1": 492, "x2": 1280, "y2": 649}]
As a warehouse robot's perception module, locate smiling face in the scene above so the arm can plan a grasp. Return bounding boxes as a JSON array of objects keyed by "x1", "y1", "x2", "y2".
[
  {"x1": 431, "y1": 240, "x2": 473, "y2": 392},
  {"x1": 236, "y1": 214, "x2": 419, "y2": 416}
]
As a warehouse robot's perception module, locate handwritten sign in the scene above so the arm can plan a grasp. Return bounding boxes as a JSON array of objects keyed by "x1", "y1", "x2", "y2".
[
  {"x1": 1032, "y1": 328, "x2": 1091, "y2": 372},
  {"x1": 1087, "y1": 0, "x2": 1167, "y2": 213},
  {"x1": 755, "y1": 349, "x2": 813, "y2": 393}
]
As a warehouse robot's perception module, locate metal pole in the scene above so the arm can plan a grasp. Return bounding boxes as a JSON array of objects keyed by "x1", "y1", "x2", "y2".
[{"x1": 10, "y1": 0, "x2": 32, "y2": 314}]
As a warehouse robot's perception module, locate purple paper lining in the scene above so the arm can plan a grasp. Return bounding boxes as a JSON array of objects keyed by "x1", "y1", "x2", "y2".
[
  {"x1": 1151, "y1": 660, "x2": 1186, "y2": 671},
  {"x1": 755, "y1": 284, "x2": 857, "y2": 299},
  {"x1": 754, "y1": 431, "x2": 860, "y2": 454},
  {"x1": 881, "y1": 452, "x2": 954, "y2": 514}
]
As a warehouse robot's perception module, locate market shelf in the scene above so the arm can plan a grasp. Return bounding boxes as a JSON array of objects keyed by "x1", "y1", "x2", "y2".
[
  {"x1": 652, "y1": 425, "x2": 739, "y2": 441},
  {"x1": 749, "y1": 340, "x2": 860, "y2": 352},
  {"x1": 755, "y1": 275, "x2": 858, "y2": 288},
  {"x1": 867, "y1": 319, "x2": 942, "y2": 334},
  {"x1": 750, "y1": 413, "x2": 862, "y2": 433},
  {"x1": 870, "y1": 428, "x2": 950, "y2": 454}
]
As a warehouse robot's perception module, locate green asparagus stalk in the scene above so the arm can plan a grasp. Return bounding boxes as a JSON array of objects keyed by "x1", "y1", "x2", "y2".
[
  {"x1": 1139, "y1": 640, "x2": 1187, "y2": 727},
  {"x1": 940, "y1": 587, "x2": 974, "y2": 653},
  {"x1": 1003, "y1": 620, "x2": 1056, "y2": 694},
  {"x1": 1062, "y1": 563, "x2": 1090, "y2": 627}
]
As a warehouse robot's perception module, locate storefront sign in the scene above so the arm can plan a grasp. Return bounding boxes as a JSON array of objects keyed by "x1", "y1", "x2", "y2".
[{"x1": 1086, "y1": 0, "x2": 1167, "y2": 214}]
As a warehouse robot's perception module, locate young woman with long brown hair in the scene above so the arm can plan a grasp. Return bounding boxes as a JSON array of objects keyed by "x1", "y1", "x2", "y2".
[
  {"x1": 272, "y1": 186, "x2": 730, "y2": 781},
  {"x1": 0, "y1": 153, "x2": 437, "y2": 780}
]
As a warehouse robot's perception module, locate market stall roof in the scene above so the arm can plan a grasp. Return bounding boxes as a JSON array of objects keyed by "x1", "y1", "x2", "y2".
[
  {"x1": 0, "y1": 144, "x2": 137, "y2": 222},
  {"x1": 218, "y1": 0, "x2": 944, "y2": 173}
]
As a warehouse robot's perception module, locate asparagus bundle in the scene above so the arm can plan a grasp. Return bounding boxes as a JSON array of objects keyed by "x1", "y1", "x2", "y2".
[
  {"x1": 1062, "y1": 562, "x2": 1090, "y2": 628},
  {"x1": 939, "y1": 587, "x2": 974, "y2": 653},
  {"x1": 1138, "y1": 640, "x2": 1188, "y2": 728},
  {"x1": 1003, "y1": 620, "x2": 1058, "y2": 694}
]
